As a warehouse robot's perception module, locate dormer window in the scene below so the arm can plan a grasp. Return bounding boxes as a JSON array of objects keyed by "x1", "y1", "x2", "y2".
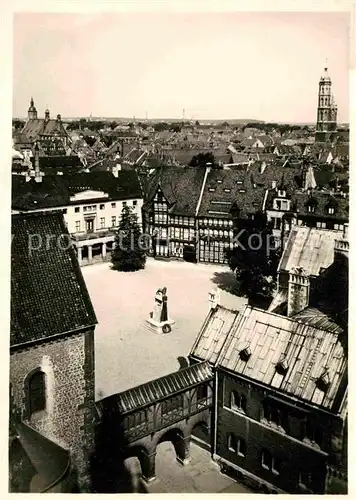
[
  {"x1": 327, "y1": 206, "x2": 335, "y2": 215},
  {"x1": 239, "y1": 346, "x2": 251, "y2": 362},
  {"x1": 224, "y1": 188, "x2": 231, "y2": 193},
  {"x1": 316, "y1": 371, "x2": 330, "y2": 392},
  {"x1": 209, "y1": 188, "x2": 215, "y2": 192},
  {"x1": 217, "y1": 180, "x2": 222, "y2": 184},
  {"x1": 278, "y1": 189, "x2": 286, "y2": 198},
  {"x1": 308, "y1": 205, "x2": 315, "y2": 213},
  {"x1": 276, "y1": 357, "x2": 289, "y2": 376}
]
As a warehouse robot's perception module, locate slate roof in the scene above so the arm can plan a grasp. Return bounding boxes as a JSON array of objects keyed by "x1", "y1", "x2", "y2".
[
  {"x1": 95, "y1": 361, "x2": 213, "y2": 416},
  {"x1": 197, "y1": 167, "x2": 266, "y2": 219},
  {"x1": 22, "y1": 119, "x2": 67, "y2": 141},
  {"x1": 11, "y1": 211, "x2": 97, "y2": 347},
  {"x1": 144, "y1": 166, "x2": 207, "y2": 216},
  {"x1": 215, "y1": 305, "x2": 347, "y2": 411},
  {"x1": 291, "y1": 191, "x2": 349, "y2": 220},
  {"x1": 12, "y1": 170, "x2": 142, "y2": 210},
  {"x1": 278, "y1": 226, "x2": 343, "y2": 277},
  {"x1": 10, "y1": 419, "x2": 71, "y2": 492}
]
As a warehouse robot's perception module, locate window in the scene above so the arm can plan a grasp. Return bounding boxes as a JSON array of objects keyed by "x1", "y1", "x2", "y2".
[
  {"x1": 100, "y1": 204, "x2": 105, "y2": 210},
  {"x1": 28, "y1": 370, "x2": 46, "y2": 415},
  {"x1": 299, "y1": 470, "x2": 314, "y2": 491},
  {"x1": 261, "y1": 449, "x2": 280, "y2": 475},
  {"x1": 304, "y1": 418, "x2": 323, "y2": 447},
  {"x1": 133, "y1": 200, "x2": 137, "y2": 206},
  {"x1": 123, "y1": 201, "x2": 127, "y2": 207},
  {"x1": 161, "y1": 394, "x2": 183, "y2": 416},
  {"x1": 100, "y1": 217, "x2": 105, "y2": 229},
  {"x1": 228, "y1": 434, "x2": 246, "y2": 457},
  {"x1": 224, "y1": 188, "x2": 231, "y2": 193},
  {"x1": 316, "y1": 221, "x2": 326, "y2": 229},
  {"x1": 111, "y1": 216, "x2": 116, "y2": 227},
  {"x1": 63, "y1": 208, "x2": 67, "y2": 214},
  {"x1": 334, "y1": 223, "x2": 343, "y2": 231},
  {"x1": 75, "y1": 207, "x2": 80, "y2": 213},
  {"x1": 278, "y1": 189, "x2": 286, "y2": 198},
  {"x1": 307, "y1": 205, "x2": 315, "y2": 213},
  {"x1": 75, "y1": 221, "x2": 81, "y2": 232},
  {"x1": 261, "y1": 401, "x2": 286, "y2": 430},
  {"x1": 230, "y1": 391, "x2": 247, "y2": 413},
  {"x1": 327, "y1": 207, "x2": 335, "y2": 215},
  {"x1": 197, "y1": 384, "x2": 208, "y2": 408},
  {"x1": 111, "y1": 202, "x2": 116, "y2": 208},
  {"x1": 83, "y1": 205, "x2": 97, "y2": 212}
]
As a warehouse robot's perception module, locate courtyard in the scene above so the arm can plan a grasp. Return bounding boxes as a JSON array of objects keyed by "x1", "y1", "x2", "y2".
[{"x1": 82, "y1": 258, "x2": 247, "y2": 399}]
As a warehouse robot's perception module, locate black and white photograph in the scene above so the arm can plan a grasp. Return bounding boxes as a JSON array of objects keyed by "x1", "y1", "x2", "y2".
[{"x1": 8, "y1": 2, "x2": 350, "y2": 494}]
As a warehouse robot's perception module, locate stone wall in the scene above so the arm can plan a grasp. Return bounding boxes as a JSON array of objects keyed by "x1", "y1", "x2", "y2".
[{"x1": 10, "y1": 329, "x2": 95, "y2": 491}]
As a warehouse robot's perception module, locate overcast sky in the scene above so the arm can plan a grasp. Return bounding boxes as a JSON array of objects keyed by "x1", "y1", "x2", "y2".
[{"x1": 13, "y1": 11, "x2": 350, "y2": 122}]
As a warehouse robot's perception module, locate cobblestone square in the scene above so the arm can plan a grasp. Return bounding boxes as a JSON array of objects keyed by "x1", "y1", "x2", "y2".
[{"x1": 82, "y1": 258, "x2": 247, "y2": 399}]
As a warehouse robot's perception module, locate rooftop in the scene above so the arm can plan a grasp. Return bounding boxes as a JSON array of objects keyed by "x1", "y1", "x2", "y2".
[
  {"x1": 202, "y1": 305, "x2": 347, "y2": 412},
  {"x1": 11, "y1": 211, "x2": 97, "y2": 348},
  {"x1": 279, "y1": 226, "x2": 344, "y2": 277}
]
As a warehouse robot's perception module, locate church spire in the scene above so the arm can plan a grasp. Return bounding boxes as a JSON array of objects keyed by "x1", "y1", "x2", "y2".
[{"x1": 27, "y1": 97, "x2": 38, "y2": 120}]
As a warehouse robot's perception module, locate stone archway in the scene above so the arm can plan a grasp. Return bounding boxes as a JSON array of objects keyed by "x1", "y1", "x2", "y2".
[{"x1": 156, "y1": 428, "x2": 191, "y2": 466}]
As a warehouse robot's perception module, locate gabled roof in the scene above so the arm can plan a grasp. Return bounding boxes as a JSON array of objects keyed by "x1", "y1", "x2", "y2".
[
  {"x1": 215, "y1": 305, "x2": 346, "y2": 411},
  {"x1": 22, "y1": 119, "x2": 67, "y2": 140},
  {"x1": 279, "y1": 226, "x2": 343, "y2": 277},
  {"x1": 144, "y1": 166, "x2": 207, "y2": 215},
  {"x1": 292, "y1": 191, "x2": 349, "y2": 220},
  {"x1": 95, "y1": 361, "x2": 213, "y2": 416},
  {"x1": 197, "y1": 168, "x2": 265, "y2": 219},
  {"x1": 11, "y1": 211, "x2": 97, "y2": 347}
]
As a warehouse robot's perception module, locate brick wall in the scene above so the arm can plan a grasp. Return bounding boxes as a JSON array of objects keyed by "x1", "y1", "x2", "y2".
[
  {"x1": 10, "y1": 329, "x2": 95, "y2": 491},
  {"x1": 215, "y1": 371, "x2": 336, "y2": 493}
]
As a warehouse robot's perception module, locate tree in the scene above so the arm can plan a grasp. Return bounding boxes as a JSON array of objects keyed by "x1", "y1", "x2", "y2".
[
  {"x1": 224, "y1": 211, "x2": 279, "y2": 306},
  {"x1": 189, "y1": 152, "x2": 216, "y2": 168},
  {"x1": 109, "y1": 121, "x2": 118, "y2": 130},
  {"x1": 111, "y1": 205, "x2": 146, "y2": 272}
]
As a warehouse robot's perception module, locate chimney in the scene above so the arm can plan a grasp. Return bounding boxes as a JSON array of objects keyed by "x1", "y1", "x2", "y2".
[
  {"x1": 57, "y1": 114, "x2": 61, "y2": 122},
  {"x1": 45, "y1": 108, "x2": 50, "y2": 121},
  {"x1": 112, "y1": 163, "x2": 122, "y2": 178},
  {"x1": 334, "y1": 223, "x2": 349, "y2": 258},
  {"x1": 287, "y1": 267, "x2": 310, "y2": 317},
  {"x1": 34, "y1": 142, "x2": 43, "y2": 183}
]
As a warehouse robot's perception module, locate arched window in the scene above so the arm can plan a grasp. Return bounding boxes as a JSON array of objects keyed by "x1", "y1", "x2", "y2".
[
  {"x1": 27, "y1": 370, "x2": 46, "y2": 415},
  {"x1": 230, "y1": 391, "x2": 247, "y2": 413}
]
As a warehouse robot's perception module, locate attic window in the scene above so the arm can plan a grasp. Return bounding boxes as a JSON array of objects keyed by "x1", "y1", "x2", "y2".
[
  {"x1": 236, "y1": 181, "x2": 243, "y2": 185},
  {"x1": 217, "y1": 180, "x2": 222, "y2": 184},
  {"x1": 209, "y1": 188, "x2": 215, "y2": 192},
  {"x1": 224, "y1": 188, "x2": 231, "y2": 193},
  {"x1": 278, "y1": 190, "x2": 286, "y2": 198},
  {"x1": 316, "y1": 371, "x2": 330, "y2": 392},
  {"x1": 239, "y1": 189, "x2": 246, "y2": 193},
  {"x1": 327, "y1": 207, "x2": 335, "y2": 215},
  {"x1": 307, "y1": 205, "x2": 315, "y2": 213},
  {"x1": 275, "y1": 357, "x2": 289, "y2": 376},
  {"x1": 239, "y1": 346, "x2": 251, "y2": 362}
]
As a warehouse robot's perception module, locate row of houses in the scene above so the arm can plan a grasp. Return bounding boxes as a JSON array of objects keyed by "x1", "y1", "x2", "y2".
[{"x1": 143, "y1": 163, "x2": 349, "y2": 264}]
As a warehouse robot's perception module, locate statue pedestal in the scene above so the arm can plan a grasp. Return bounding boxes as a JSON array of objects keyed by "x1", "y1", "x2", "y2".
[{"x1": 146, "y1": 317, "x2": 175, "y2": 334}]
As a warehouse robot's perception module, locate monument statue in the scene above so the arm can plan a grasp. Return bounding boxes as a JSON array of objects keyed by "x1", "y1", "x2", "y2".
[{"x1": 147, "y1": 287, "x2": 175, "y2": 334}]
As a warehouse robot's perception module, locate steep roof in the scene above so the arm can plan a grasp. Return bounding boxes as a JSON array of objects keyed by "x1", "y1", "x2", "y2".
[
  {"x1": 22, "y1": 119, "x2": 67, "y2": 140},
  {"x1": 144, "y1": 166, "x2": 207, "y2": 216},
  {"x1": 11, "y1": 211, "x2": 97, "y2": 348},
  {"x1": 292, "y1": 191, "x2": 349, "y2": 220},
  {"x1": 215, "y1": 305, "x2": 347, "y2": 411},
  {"x1": 95, "y1": 361, "x2": 213, "y2": 416},
  {"x1": 279, "y1": 226, "x2": 343, "y2": 277},
  {"x1": 197, "y1": 167, "x2": 265, "y2": 219}
]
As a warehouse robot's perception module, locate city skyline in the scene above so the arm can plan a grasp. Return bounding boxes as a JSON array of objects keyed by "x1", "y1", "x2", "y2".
[{"x1": 13, "y1": 11, "x2": 350, "y2": 122}]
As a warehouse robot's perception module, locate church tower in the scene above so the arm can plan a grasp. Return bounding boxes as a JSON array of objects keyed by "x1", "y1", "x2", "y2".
[
  {"x1": 27, "y1": 97, "x2": 38, "y2": 120},
  {"x1": 315, "y1": 66, "x2": 337, "y2": 143}
]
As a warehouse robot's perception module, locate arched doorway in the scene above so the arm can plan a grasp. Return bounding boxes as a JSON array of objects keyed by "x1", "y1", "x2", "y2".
[{"x1": 155, "y1": 428, "x2": 190, "y2": 469}]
